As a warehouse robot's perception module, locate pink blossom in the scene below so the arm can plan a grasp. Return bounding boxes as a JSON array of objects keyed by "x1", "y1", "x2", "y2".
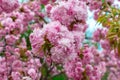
[
  {"x1": 28, "y1": 68, "x2": 37, "y2": 79},
  {"x1": 0, "y1": 0, "x2": 19, "y2": 13},
  {"x1": 50, "y1": 0, "x2": 87, "y2": 26}
]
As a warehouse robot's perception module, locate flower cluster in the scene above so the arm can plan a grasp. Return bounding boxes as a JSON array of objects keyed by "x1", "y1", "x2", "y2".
[
  {"x1": 0, "y1": 0, "x2": 120, "y2": 80},
  {"x1": 64, "y1": 45, "x2": 106, "y2": 80},
  {"x1": 30, "y1": 21, "x2": 77, "y2": 63},
  {"x1": 0, "y1": 0, "x2": 45, "y2": 79},
  {"x1": 0, "y1": 0, "x2": 19, "y2": 13},
  {"x1": 30, "y1": 0, "x2": 109, "y2": 80},
  {"x1": 49, "y1": 0, "x2": 87, "y2": 27},
  {"x1": 93, "y1": 27, "x2": 120, "y2": 80}
]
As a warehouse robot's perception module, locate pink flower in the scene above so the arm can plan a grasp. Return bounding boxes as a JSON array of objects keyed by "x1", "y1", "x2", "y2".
[
  {"x1": 0, "y1": 0, "x2": 19, "y2": 13},
  {"x1": 12, "y1": 60, "x2": 23, "y2": 71},
  {"x1": 50, "y1": 0, "x2": 87, "y2": 26},
  {"x1": 100, "y1": 39, "x2": 111, "y2": 50},
  {"x1": 28, "y1": 68, "x2": 38, "y2": 79},
  {"x1": 11, "y1": 72, "x2": 21, "y2": 80}
]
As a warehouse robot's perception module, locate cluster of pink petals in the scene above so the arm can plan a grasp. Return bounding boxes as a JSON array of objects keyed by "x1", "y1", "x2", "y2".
[
  {"x1": 49, "y1": 0, "x2": 87, "y2": 26},
  {"x1": 64, "y1": 45, "x2": 106, "y2": 80},
  {"x1": 93, "y1": 28, "x2": 120, "y2": 80},
  {"x1": 0, "y1": 0, "x2": 45, "y2": 79},
  {"x1": 30, "y1": 0, "x2": 109, "y2": 79},
  {"x1": 0, "y1": 0, "x2": 119, "y2": 80},
  {"x1": 0, "y1": 0, "x2": 19, "y2": 13},
  {"x1": 30, "y1": 21, "x2": 77, "y2": 63}
]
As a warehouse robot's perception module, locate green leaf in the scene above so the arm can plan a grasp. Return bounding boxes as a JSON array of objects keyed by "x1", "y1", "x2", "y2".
[
  {"x1": 40, "y1": 64, "x2": 48, "y2": 76},
  {"x1": 41, "y1": 37, "x2": 53, "y2": 55},
  {"x1": 102, "y1": 0, "x2": 105, "y2": 3},
  {"x1": 0, "y1": 52, "x2": 5, "y2": 57},
  {"x1": 41, "y1": 4, "x2": 45, "y2": 12},
  {"x1": 82, "y1": 71, "x2": 89, "y2": 80},
  {"x1": 21, "y1": 56, "x2": 28, "y2": 61},
  {"x1": 117, "y1": 41, "x2": 120, "y2": 56},
  {"x1": 97, "y1": 15, "x2": 107, "y2": 24},
  {"x1": 56, "y1": 65, "x2": 63, "y2": 71},
  {"x1": 79, "y1": 53, "x2": 84, "y2": 59},
  {"x1": 21, "y1": 26, "x2": 32, "y2": 50},
  {"x1": 52, "y1": 73, "x2": 67, "y2": 80},
  {"x1": 101, "y1": 71, "x2": 109, "y2": 80},
  {"x1": 107, "y1": 32, "x2": 116, "y2": 39},
  {"x1": 41, "y1": 4, "x2": 45, "y2": 9}
]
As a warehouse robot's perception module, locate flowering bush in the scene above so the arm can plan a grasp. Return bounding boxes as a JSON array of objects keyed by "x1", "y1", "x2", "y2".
[{"x1": 0, "y1": 0, "x2": 120, "y2": 80}]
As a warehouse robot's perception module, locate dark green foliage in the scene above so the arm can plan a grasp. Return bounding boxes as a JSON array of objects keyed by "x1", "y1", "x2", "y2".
[
  {"x1": 101, "y1": 71, "x2": 109, "y2": 80},
  {"x1": 21, "y1": 26, "x2": 32, "y2": 50},
  {"x1": 52, "y1": 73, "x2": 67, "y2": 80}
]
